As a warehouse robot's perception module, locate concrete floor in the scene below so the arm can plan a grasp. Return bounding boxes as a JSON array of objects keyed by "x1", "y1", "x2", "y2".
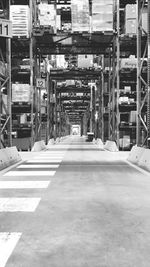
[{"x1": 0, "y1": 136, "x2": 150, "y2": 266}]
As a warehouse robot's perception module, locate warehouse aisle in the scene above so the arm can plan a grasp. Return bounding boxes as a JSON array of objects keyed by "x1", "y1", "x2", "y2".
[{"x1": 1, "y1": 136, "x2": 150, "y2": 266}]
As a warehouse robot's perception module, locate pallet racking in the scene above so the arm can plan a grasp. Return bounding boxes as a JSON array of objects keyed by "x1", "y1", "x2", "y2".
[{"x1": 0, "y1": 0, "x2": 12, "y2": 148}]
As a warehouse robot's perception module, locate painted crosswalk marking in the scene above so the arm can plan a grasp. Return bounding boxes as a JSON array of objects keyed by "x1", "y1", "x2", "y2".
[
  {"x1": 3, "y1": 171, "x2": 56, "y2": 177},
  {"x1": 0, "y1": 181, "x2": 50, "y2": 189},
  {"x1": 0, "y1": 198, "x2": 41, "y2": 212},
  {"x1": 39, "y1": 152, "x2": 65, "y2": 157},
  {"x1": 34, "y1": 155, "x2": 62, "y2": 160},
  {"x1": 17, "y1": 164, "x2": 59, "y2": 169},
  {"x1": 27, "y1": 159, "x2": 62, "y2": 163},
  {"x1": 0, "y1": 232, "x2": 22, "y2": 267}
]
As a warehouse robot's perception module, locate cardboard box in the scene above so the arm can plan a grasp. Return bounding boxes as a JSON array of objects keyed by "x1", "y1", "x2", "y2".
[
  {"x1": 142, "y1": 7, "x2": 147, "y2": 33},
  {"x1": 125, "y1": 4, "x2": 137, "y2": 20},
  {"x1": 71, "y1": 0, "x2": 90, "y2": 32},
  {"x1": 12, "y1": 83, "x2": 32, "y2": 103},
  {"x1": 123, "y1": 135, "x2": 130, "y2": 148},
  {"x1": 125, "y1": 19, "x2": 136, "y2": 34},
  {"x1": 10, "y1": 5, "x2": 30, "y2": 37},
  {"x1": 129, "y1": 111, "x2": 137, "y2": 123}
]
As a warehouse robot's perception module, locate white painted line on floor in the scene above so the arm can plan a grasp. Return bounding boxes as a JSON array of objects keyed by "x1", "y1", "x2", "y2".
[
  {"x1": 0, "y1": 232, "x2": 22, "y2": 267},
  {"x1": 27, "y1": 159, "x2": 62, "y2": 163},
  {"x1": 34, "y1": 157, "x2": 63, "y2": 160},
  {"x1": 3, "y1": 171, "x2": 56, "y2": 177},
  {"x1": 125, "y1": 159, "x2": 150, "y2": 176},
  {"x1": 17, "y1": 164, "x2": 59, "y2": 169},
  {"x1": 40, "y1": 152, "x2": 65, "y2": 154},
  {"x1": 0, "y1": 181, "x2": 50, "y2": 189},
  {"x1": 0, "y1": 198, "x2": 41, "y2": 212}
]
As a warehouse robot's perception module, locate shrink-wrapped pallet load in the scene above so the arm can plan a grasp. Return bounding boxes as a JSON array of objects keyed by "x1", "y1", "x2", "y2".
[
  {"x1": 38, "y1": 3, "x2": 56, "y2": 30},
  {"x1": 125, "y1": 4, "x2": 137, "y2": 34},
  {"x1": 10, "y1": 5, "x2": 30, "y2": 37},
  {"x1": 92, "y1": 0, "x2": 113, "y2": 32},
  {"x1": 71, "y1": 0, "x2": 90, "y2": 32},
  {"x1": 12, "y1": 83, "x2": 32, "y2": 103}
]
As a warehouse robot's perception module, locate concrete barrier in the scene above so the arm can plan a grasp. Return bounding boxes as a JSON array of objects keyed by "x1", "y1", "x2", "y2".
[
  {"x1": 97, "y1": 139, "x2": 104, "y2": 149},
  {"x1": 31, "y1": 140, "x2": 47, "y2": 152},
  {"x1": 0, "y1": 146, "x2": 22, "y2": 171},
  {"x1": 40, "y1": 140, "x2": 47, "y2": 150},
  {"x1": 127, "y1": 145, "x2": 145, "y2": 164},
  {"x1": 47, "y1": 139, "x2": 55, "y2": 145},
  {"x1": 92, "y1": 138, "x2": 96, "y2": 144},
  {"x1": 55, "y1": 138, "x2": 60, "y2": 144},
  {"x1": 104, "y1": 140, "x2": 119, "y2": 152},
  {"x1": 137, "y1": 148, "x2": 150, "y2": 171},
  {"x1": 5, "y1": 146, "x2": 21, "y2": 165},
  {"x1": 0, "y1": 149, "x2": 9, "y2": 170}
]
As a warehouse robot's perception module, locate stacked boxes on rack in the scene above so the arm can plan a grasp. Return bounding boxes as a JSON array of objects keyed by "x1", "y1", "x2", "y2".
[
  {"x1": 125, "y1": 4, "x2": 137, "y2": 34},
  {"x1": 125, "y1": 4, "x2": 148, "y2": 35},
  {"x1": 10, "y1": 5, "x2": 30, "y2": 37},
  {"x1": 142, "y1": 7, "x2": 148, "y2": 34},
  {"x1": 92, "y1": 0, "x2": 113, "y2": 32},
  {"x1": 71, "y1": 0, "x2": 90, "y2": 32},
  {"x1": 38, "y1": 3, "x2": 56, "y2": 31},
  {"x1": 12, "y1": 83, "x2": 32, "y2": 103},
  {"x1": 77, "y1": 55, "x2": 94, "y2": 69}
]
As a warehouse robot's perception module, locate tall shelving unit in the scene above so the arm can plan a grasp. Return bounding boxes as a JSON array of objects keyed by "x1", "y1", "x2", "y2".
[
  {"x1": 31, "y1": 0, "x2": 114, "y2": 146},
  {"x1": 109, "y1": 0, "x2": 150, "y2": 150},
  {"x1": 1, "y1": 0, "x2": 116, "y2": 150},
  {"x1": 137, "y1": 0, "x2": 150, "y2": 147},
  {"x1": 0, "y1": 0, "x2": 12, "y2": 148}
]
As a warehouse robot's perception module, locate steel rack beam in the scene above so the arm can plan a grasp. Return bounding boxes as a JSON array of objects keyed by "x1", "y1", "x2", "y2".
[
  {"x1": 56, "y1": 86, "x2": 91, "y2": 93},
  {"x1": 48, "y1": 69, "x2": 101, "y2": 80}
]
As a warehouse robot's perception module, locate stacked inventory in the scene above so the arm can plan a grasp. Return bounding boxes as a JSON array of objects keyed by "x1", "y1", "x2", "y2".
[
  {"x1": 125, "y1": 4, "x2": 148, "y2": 35},
  {"x1": 92, "y1": 0, "x2": 113, "y2": 32},
  {"x1": 10, "y1": 2, "x2": 33, "y2": 150},
  {"x1": 38, "y1": 3, "x2": 56, "y2": 31},
  {"x1": 71, "y1": 0, "x2": 90, "y2": 32},
  {"x1": 0, "y1": 0, "x2": 12, "y2": 147},
  {"x1": 117, "y1": 3, "x2": 148, "y2": 150},
  {"x1": 10, "y1": 5, "x2": 30, "y2": 37}
]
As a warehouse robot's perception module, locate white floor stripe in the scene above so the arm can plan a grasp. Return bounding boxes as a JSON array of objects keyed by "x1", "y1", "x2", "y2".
[
  {"x1": 0, "y1": 198, "x2": 41, "y2": 212},
  {"x1": 17, "y1": 164, "x2": 59, "y2": 169},
  {"x1": 27, "y1": 159, "x2": 62, "y2": 163},
  {"x1": 0, "y1": 181, "x2": 50, "y2": 189},
  {"x1": 3, "y1": 171, "x2": 56, "y2": 177},
  {"x1": 0, "y1": 232, "x2": 22, "y2": 267},
  {"x1": 40, "y1": 152, "x2": 65, "y2": 155},
  {"x1": 34, "y1": 157, "x2": 63, "y2": 159},
  {"x1": 125, "y1": 159, "x2": 150, "y2": 176}
]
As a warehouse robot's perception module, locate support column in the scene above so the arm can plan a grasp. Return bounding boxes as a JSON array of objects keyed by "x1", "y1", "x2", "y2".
[
  {"x1": 30, "y1": 0, "x2": 34, "y2": 149},
  {"x1": 147, "y1": 0, "x2": 150, "y2": 144},
  {"x1": 116, "y1": 0, "x2": 120, "y2": 147},
  {"x1": 136, "y1": 0, "x2": 142, "y2": 145}
]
